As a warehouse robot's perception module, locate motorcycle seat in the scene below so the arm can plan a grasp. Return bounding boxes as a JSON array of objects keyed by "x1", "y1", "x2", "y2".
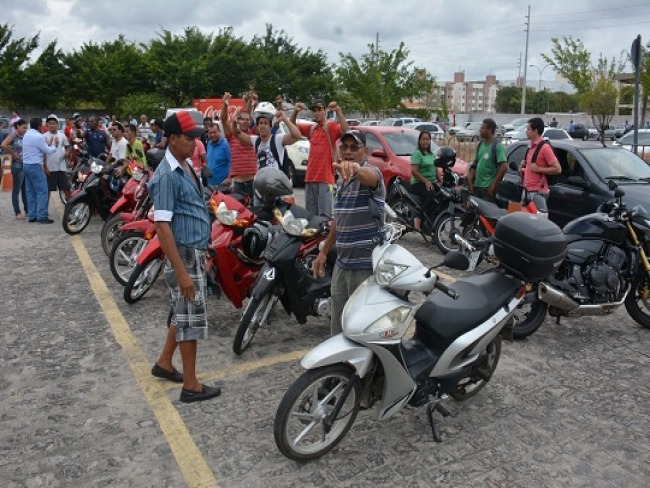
[
  {"x1": 414, "y1": 272, "x2": 519, "y2": 343},
  {"x1": 469, "y1": 196, "x2": 508, "y2": 221}
]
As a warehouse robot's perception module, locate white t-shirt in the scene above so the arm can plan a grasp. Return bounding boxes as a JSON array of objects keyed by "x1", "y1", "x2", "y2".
[
  {"x1": 43, "y1": 131, "x2": 69, "y2": 172},
  {"x1": 111, "y1": 137, "x2": 128, "y2": 161},
  {"x1": 249, "y1": 133, "x2": 286, "y2": 171}
]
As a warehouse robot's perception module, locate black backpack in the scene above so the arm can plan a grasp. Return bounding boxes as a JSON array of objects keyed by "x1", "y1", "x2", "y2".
[
  {"x1": 525, "y1": 140, "x2": 558, "y2": 186},
  {"x1": 254, "y1": 135, "x2": 292, "y2": 178}
]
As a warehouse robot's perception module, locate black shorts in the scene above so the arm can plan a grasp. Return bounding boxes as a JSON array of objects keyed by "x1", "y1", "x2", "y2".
[{"x1": 48, "y1": 171, "x2": 71, "y2": 192}]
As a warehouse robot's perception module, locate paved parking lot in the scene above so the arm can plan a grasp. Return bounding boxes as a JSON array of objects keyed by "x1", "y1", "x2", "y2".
[{"x1": 1, "y1": 188, "x2": 649, "y2": 487}]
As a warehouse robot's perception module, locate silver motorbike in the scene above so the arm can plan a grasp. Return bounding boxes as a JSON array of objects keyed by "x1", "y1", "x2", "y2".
[{"x1": 274, "y1": 223, "x2": 530, "y2": 461}]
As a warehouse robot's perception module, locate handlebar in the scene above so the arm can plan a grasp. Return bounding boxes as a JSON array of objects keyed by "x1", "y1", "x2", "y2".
[{"x1": 435, "y1": 280, "x2": 458, "y2": 300}]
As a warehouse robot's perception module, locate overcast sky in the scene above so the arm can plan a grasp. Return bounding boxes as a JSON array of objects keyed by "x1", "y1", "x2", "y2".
[{"x1": 6, "y1": 0, "x2": 650, "y2": 86}]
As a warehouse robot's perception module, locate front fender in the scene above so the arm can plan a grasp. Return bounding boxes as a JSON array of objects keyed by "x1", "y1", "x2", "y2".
[
  {"x1": 109, "y1": 196, "x2": 129, "y2": 214},
  {"x1": 120, "y1": 219, "x2": 155, "y2": 236},
  {"x1": 66, "y1": 189, "x2": 90, "y2": 206},
  {"x1": 251, "y1": 264, "x2": 279, "y2": 301},
  {"x1": 135, "y1": 235, "x2": 163, "y2": 265},
  {"x1": 301, "y1": 334, "x2": 374, "y2": 379}
]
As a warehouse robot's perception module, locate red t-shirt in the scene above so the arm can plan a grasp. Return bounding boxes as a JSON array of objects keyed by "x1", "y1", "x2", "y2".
[
  {"x1": 190, "y1": 139, "x2": 206, "y2": 173},
  {"x1": 227, "y1": 134, "x2": 257, "y2": 177},
  {"x1": 523, "y1": 137, "x2": 557, "y2": 192},
  {"x1": 299, "y1": 122, "x2": 342, "y2": 185}
]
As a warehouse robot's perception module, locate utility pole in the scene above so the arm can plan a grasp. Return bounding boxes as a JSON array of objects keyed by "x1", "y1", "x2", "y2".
[
  {"x1": 521, "y1": 6, "x2": 530, "y2": 115},
  {"x1": 518, "y1": 53, "x2": 522, "y2": 79}
]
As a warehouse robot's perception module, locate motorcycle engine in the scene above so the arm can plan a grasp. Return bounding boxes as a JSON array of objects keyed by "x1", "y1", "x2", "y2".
[{"x1": 581, "y1": 246, "x2": 626, "y2": 303}]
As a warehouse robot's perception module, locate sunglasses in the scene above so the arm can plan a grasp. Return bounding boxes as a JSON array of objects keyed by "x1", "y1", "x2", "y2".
[{"x1": 339, "y1": 144, "x2": 362, "y2": 152}]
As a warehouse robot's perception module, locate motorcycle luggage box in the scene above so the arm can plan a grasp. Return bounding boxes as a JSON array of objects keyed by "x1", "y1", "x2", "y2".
[{"x1": 492, "y1": 212, "x2": 566, "y2": 280}]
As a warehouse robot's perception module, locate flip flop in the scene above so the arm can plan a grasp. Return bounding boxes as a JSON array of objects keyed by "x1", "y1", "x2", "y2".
[{"x1": 151, "y1": 363, "x2": 183, "y2": 383}]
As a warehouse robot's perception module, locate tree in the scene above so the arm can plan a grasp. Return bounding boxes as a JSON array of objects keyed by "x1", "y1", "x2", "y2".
[
  {"x1": 0, "y1": 24, "x2": 39, "y2": 106},
  {"x1": 336, "y1": 42, "x2": 414, "y2": 117},
  {"x1": 542, "y1": 37, "x2": 592, "y2": 94},
  {"x1": 495, "y1": 86, "x2": 523, "y2": 113},
  {"x1": 580, "y1": 77, "x2": 617, "y2": 146},
  {"x1": 15, "y1": 41, "x2": 68, "y2": 108}
]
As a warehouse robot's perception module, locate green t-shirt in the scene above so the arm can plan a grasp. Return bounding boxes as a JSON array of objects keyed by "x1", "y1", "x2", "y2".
[
  {"x1": 474, "y1": 141, "x2": 506, "y2": 188},
  {"x1": 126, "y1": 139, "x2": 147, "y2": 167},
  {"x1": 410, "y1": 149, "x2": 436, "y2": 185}
]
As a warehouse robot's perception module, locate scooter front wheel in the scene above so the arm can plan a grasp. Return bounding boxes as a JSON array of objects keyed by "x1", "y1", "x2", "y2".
[
  {"x1": 232, "y1": 291, "x2": 278, "y2": 355},
  {"x1": 124, "y1": 258, "x2": 163, "y2": 303},
  {"x1": 62, "y1": 201, "x2": 91, "y2": 235},
  {"x1": 109, "y1": 231, "x2": 147, "y2": 286},
  {"x1": 450, "y1": 336, "x2": 501, "y2": 401},
  {"x1": 274, "y1": 364, "x2": 361, "y2": 461},
  {"x1": 101, "y1": 213, "x2": 126, "y2": 257}
]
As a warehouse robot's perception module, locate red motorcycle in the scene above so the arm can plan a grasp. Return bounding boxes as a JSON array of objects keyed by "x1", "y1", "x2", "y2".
[
  {"x1": 109, "y1": 209, "x2": 156, "y2": 286},
  {"x1": 101, "y1": 160, "x2": 152, "y2": 256}
]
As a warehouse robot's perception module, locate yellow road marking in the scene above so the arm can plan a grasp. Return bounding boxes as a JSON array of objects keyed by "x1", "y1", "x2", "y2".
[{"x1": 66, "y1": 229, "x2": 218, "y2": 488}]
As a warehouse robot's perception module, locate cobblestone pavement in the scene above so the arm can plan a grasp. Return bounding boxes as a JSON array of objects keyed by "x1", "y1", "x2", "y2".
[{"x1": 0, "y1": 188, "x2": 649, "y2": 488}]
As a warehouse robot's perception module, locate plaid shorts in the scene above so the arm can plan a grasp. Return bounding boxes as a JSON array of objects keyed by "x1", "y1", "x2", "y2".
[{"x1": 165, "y1": 246, "x2": 208, "y2": 342}]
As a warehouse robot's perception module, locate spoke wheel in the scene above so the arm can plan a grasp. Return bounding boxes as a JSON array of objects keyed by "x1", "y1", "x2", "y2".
[
  {"x1": 232, "y1": 291, "x2": 278, "y2": 355},
  {"x1": 433, "y1": 211, "x2": 463, "y2": 254},
  {"x1": 109, "y1": 231, "x2": 147, "y2": 286},
  {"x1": 124, "y1": 259, "x2": 163, "y2": 303},
  {"x1": 450, "y1": 336, "x2": 501, "y2": 401},
  {"x1": 101, "y1": 213, "x2": 126, "y2": 257},
  {"x1": 624, "y1": 278, "x2": 650, "y2": 329},
  {"x1": 274, "y1": 364, "x2": 361, "y2": 461},
  {"x1": 62, "y1": 201, "x2": 91, "y2": 235}
]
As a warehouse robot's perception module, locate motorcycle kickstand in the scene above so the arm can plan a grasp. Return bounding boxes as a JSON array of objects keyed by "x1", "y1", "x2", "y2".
[{"x1": 426, "y1": 402, "x2": 451, "y2": 443}]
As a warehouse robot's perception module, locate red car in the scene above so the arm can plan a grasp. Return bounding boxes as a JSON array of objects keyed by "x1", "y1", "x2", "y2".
[{"x1": 354, "y1": 126, "x2": 467, "y2": 193}]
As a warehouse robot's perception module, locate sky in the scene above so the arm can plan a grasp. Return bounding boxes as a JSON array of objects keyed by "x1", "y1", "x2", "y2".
[{"x1": 5, "y1": 0, "x2": 650, "y2": 88}]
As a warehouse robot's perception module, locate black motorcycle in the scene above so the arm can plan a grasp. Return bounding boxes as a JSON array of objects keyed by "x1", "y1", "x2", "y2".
[
  {"x1": 62, "y1": 159, "x2": 125, "y2": 235},
  {"x1": 513, "y1": 183, "x2": 650, "y2": 338},
  {"x1": 232, "y1": 204, "x2": 334, "y2": 355}
]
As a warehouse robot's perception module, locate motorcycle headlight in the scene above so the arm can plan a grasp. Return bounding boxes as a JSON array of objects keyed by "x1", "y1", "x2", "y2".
[
  {"x1": 78, "y1": 171, "x2": 88, "y2": 182},
  {"x1": 298, "y1": 147, "x2": 309, "y2": 154},
  {"x1": 90, "y1": 161, "x2": 103, "y2": 174},
  {"x1": 364, "y1": 306, "x2": 411, "y2": 334},
  {"x1": 216, "y1": 201, "x2": 239, "y2": 225},
  {"x1": 375, "y1": 258, "x2": 408, "y2": 287},
  {"x1": 282, "y1": 210, "x2": 308, "y2": 237}
]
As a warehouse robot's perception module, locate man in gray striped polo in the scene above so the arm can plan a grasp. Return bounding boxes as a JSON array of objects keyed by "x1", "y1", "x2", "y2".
[{"x1": 313, "y1": 130, "x2": 385, "y2": 335}]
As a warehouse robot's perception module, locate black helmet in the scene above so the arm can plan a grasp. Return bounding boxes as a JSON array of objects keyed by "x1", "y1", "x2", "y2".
[
  {"x1": 253, "y1": 167, "x2": 293, "y2": 206},
  {"x1": 242, "y1": 222, "x2": 270, "y2": 260},
  {"x1": 434, "y1": 147, "x2": 456, "y2": 169}
]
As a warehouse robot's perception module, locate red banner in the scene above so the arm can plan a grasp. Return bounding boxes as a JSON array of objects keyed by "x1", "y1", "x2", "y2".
[{"x1": 192, "y1": 98, "x2": 247, "y2": 120}]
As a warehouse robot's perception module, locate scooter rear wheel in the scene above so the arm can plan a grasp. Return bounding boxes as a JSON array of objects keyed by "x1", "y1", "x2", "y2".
[
  {"x1": 512, "y1": 299, "x2": 548, "y2": 339},
  {"x1": 274, "y1": 364, "x2": 361, "y2": 461},
  {"x1": 62, "y1": 201, "x2": 91, "y2": 235},
  {"x1": 450, "y1": 336, "x2": 501, "y2": 401},
  {"x1": 232, "y1": 291, "x2": 278, "y2": 355}
]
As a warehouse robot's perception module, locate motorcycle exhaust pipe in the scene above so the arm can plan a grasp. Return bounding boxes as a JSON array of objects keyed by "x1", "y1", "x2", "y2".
[
  {"x1": 451, "y1": 231, "x2": 477, "y2": 252},
  {"x1": 537, "y1": 283, "x2": 579, "y2": 311}
]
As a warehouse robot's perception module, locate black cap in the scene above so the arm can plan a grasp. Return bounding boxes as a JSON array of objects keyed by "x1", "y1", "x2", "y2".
[
  {"x1": 164, "y1": 111, "x2": 204, "y2": 138},
  {"x1": 310, "y1": 98, "x2": 326, "y2": 109},
  {"x1": 340, "y1": 130, "x2": 366, "y2": 146}
]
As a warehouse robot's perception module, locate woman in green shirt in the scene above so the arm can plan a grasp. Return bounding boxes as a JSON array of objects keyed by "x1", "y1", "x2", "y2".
[{"x1": 410, "y1": 131, "x2": 440, "y2": 231}]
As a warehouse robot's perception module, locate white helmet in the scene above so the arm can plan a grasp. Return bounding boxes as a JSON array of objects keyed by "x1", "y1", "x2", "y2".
[{"x1": 253, "y1": 102, "x2": 277, "y2": 123}]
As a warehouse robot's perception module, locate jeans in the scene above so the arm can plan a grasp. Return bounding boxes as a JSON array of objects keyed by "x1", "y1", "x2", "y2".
[
  {"x1": 330, "y1": 265, "x2": 373, "y2": 335},
  {"x1": 11, "y1": 162, "x2": 28, "y2": 215},
  {"x1": 23, "y1": 164, "x2": 49, "y2": 221}
]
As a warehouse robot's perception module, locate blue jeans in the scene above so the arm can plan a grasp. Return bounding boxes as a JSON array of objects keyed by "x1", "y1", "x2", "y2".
[
  {"x1": 23, "y1": 164, "x2": 49, "y2": 221},
  {"x1": 11, "y1": 162, "x2": 28, "y2": 215}
]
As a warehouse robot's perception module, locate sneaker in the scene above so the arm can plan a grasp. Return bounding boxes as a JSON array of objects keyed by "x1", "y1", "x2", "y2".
[{"x1": 38, "y1": 218, "x2": 54, "y2": 224}]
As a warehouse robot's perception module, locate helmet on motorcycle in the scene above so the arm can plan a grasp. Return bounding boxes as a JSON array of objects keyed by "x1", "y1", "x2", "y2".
[
  {"x1": 253, "y1": 167, "x2": 293, "y2": 207},
  {"x1": 242, "y1": 222, "x2": 270, "y2": 260},
  {"x1": 434, "y1": 147, "x2": 456, "y2": 169},
  {"x1": 253, "y1": 102, "x2": 277, "y2": 124}
]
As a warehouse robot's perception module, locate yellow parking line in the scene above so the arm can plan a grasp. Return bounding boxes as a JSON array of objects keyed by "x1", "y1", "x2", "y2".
[{"x1": 67, "y1": 232, "x2": 218, "y2": 488}]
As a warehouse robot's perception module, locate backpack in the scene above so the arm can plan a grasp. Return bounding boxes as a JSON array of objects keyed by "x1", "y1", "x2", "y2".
[
  {"x1": 254, "y1": 135, "x2": 292, "y2": 178},
  {"x1": 525, "y1": 140, "x2": 558, "y2": 186}
]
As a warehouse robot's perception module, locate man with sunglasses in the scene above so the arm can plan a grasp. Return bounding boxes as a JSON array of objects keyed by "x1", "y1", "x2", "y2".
[{"x1": 313, "y1": 130, "x2": 385, "y2": 335}]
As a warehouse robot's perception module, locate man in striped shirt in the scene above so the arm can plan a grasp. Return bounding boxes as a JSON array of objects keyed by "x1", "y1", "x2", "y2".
[
  {"x1": 313, "y1": 130, "x2": 385, "y2": 335},
  {"x1": 220, "y1": 92, "x2": 256, "y2": 198}
]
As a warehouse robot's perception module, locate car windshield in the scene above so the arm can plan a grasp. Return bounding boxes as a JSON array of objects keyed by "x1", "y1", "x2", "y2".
[
  {"x1": 465, "y1": 122, "x2": 481, "y2": 130},
  {"x1": 544, "y1": 129, "x2": 570, "y2": 140},
  {"x1": 582, "y1": 148, "x2": 650, "y2": 181},
  {"x1": 383, "y1": 132, "x2": 425, "y2": 156},
  {"x1": 379, "y1": 118, "x2": 397, "y2": 126},
  {"x1": 617, "y1": 131, "x2": 650, "y2": 145}
]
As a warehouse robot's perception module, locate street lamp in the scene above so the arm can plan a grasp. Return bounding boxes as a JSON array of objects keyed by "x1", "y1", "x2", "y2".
[{"x1": 529, "y1": 64, "x2": 550, "y2": 91}]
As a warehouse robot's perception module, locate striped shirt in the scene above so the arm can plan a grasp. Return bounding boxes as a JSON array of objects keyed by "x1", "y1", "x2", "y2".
[
  {"x1": 334, "y1": 162, "x2": 386, "y2": 270},
  {"x1": 227, "y1": 134, "x2": 257, "y2": 177},
  {"x1": 148, "y1": 150, "x2": 211, "y2": 249}
]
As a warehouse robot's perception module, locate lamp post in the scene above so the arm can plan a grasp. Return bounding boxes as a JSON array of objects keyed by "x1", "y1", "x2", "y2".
[{"x1": 530, "y1": 64, "x2": 550, "y2": 113}]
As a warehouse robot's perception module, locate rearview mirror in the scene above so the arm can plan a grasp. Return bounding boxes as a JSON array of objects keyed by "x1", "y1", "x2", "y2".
[{"x1": 443, "y1": 251, "x2": 470, "y2": 271}]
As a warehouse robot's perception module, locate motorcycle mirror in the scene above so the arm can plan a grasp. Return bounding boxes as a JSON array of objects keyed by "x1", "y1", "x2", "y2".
[
  {"x1": 442, "y1": 251, "x2": 470, "y2": 271},
  {"x1": 607, "y1": 180, "x2": 618, "y2": 191},
  {"x1": 614, "y1": 187, "x2": 625, "y2": 199}
]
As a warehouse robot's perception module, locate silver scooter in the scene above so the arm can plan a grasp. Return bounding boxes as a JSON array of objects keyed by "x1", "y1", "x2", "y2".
[{"x1": 274, "y1": 223, "x2": 532, "y2": 461}]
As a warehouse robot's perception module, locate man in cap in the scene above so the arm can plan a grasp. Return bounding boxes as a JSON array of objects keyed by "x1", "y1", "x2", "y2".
[
  {"x1": 43, "y1": 114, "x2": 71, "y2": 201},
  {"x1": 147, "y1": 111, "x2": 221, "y2": 403},
  {"x1": 313, "y1": 130, "x2": 385, "y2": 335},
  {"x1": 291, "y1": 98, "x2": 348, "y2": 217}
]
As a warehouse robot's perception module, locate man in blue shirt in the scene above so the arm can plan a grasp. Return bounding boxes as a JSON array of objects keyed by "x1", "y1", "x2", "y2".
[
  {"x1": 147, "y1": 111, "x2": 221, "y2": 403},
  {"x1": 206, "y1": 123, "x2": 231, "y2": 186},
  {"x1": 23, "y1": 118, "x2": 57, "y2": 223},
  {"x1": 85, "y1": 116, "x2": 108, "y2": 158}
]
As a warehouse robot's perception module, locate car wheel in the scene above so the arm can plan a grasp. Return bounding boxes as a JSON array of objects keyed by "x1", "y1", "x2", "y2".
[{"x1": 582, "y1": 134, "x2": 588, "y2": 141}]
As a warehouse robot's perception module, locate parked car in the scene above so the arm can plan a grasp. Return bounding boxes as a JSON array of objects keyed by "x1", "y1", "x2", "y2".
[
  {"x1": 502, "y1": 117, "x2": 530, "y2": 132},
  {"x1": 402, "y1": 122, "x2": 445, "y2": 139},
  {"x1": 346, "y1": 119, "x2": 361, "y2": 127},
  {"x1": 562, "y1": 123, "x2": 589, "y2": 141},
  {"x1": 614, "y1": 125, "x2": 628, "y2": 138},
  {"x1": 448, "y1": 122, "x2": 470, "y2": 135},
  {"x1": 278, "y1": 119, "x2": 314, "y2": 186},
  {"x1": 612, "y1": 129, "x2": 650, "y2": 154},
  {"x1": 0, "y1": 116, "x2": 11, "y2": 143},
  {"x1": 497, "y1": 139, "x2": 650, "y2": 227},
  {"x1": 355, "y1": 126, "x2": 467, "y2": 194},
  {"x1": 378, "y1": 117, "x2": 421, "y2": 127},
  {"x1": 359, "y1": 120, "x2": 380, "y2": 126},
  {"x1": 592, "y1": 125, "x2": 618, "y2": 141},
  {"x1": 505, "y1": 127, "x2": 572, "y2": 143},
  {"x1": 456, "y1": 121, "x2": 483, "y2": 141}
]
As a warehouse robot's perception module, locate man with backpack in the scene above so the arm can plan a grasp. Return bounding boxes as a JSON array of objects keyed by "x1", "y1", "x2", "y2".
[
  {"x1": 520, "y1": 117, "x2": 561, "y2": 203},
  {"x1": 467, "y1": 118, "x2": 507, "y2": 203}
]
